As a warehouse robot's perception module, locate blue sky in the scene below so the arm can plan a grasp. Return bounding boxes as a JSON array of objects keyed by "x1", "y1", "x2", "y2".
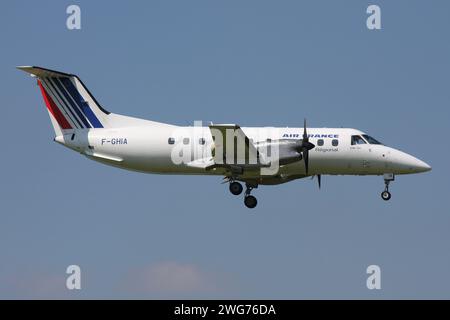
[{"x1": 0, "y1": 0, "x2": 449, "y2": 298}]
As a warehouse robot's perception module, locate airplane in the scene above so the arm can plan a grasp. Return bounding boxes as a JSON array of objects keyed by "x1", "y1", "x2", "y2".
[{"x1": 17, "y1": 66, "x2": 431, "y2": 208}]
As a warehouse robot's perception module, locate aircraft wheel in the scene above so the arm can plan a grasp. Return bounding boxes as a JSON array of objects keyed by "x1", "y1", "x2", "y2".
[
  {"x1": 229, "y1": 182, "x2": 243, "y2": 195},
  {"x1": 381, "y1": 191, "x2": 391, "y2": 201},
  {"x1": 244, "y1": 195, "x2": 258, "y2": 208}
]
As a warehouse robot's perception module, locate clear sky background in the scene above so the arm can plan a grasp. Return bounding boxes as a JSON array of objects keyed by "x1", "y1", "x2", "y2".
[{"x1": 0, "y1": 0, "x2": 449, "y2": 299}]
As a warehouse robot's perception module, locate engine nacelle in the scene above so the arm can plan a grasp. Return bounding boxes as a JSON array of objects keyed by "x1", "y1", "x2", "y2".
[{"x1": 256, "y1": 139, "x2": 303, "y2": 165}]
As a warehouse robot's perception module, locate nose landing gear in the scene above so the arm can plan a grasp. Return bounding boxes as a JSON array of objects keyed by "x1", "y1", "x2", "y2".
[
  {"x1": 381, "y1": 190, "x2": 391, "y2": 201},
  {"x1": 381, "y1": 173, "x2": 394, "y2": 201}
]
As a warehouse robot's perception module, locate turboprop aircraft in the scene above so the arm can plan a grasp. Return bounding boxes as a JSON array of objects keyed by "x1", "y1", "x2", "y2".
[{"x1": 17, "y1": 66, "x2": 431, "y2": 208}]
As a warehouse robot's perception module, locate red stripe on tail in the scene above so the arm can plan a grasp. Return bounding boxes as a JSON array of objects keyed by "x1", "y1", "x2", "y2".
[{"x1": 38, "y1": 80, "x2": 72, "y2": 129}]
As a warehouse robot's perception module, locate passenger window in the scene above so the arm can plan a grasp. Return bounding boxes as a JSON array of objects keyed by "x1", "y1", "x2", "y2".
[
  {"x1": 183, "y1": 138, "x2": 190, "y2": 145},
  {"x1": 332, "y1": 139, "x2": 339, "y2": 147},
  {"x1": 168, "y1": 137, "x2": 175, "y2": 145},
  {"x1": 317, "y1": 139, "x2": 324, "y2": 146},
  {"x1": 199, "y1": 138, "x2": 205, "y2": 145},
  {"x1": 351, "y1": 135, "x2": 366, "y2": 145}
]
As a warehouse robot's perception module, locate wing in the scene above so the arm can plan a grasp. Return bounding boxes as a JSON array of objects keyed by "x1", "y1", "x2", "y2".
[{"x1": 208, "y1": 124, "x2": 268, "y2": 168}]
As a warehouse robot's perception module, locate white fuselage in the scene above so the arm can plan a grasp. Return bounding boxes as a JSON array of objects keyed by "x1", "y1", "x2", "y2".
[
  {"x1": 55, "y1": 123, "x2": 431, "y2": 185},
  {"x1": 17, "y1": 65, "x2": 432, "y2": 206}
]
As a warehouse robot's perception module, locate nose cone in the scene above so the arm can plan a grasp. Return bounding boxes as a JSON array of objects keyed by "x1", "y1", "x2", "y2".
[
  {"x1": 390, "y1": 149, "x2": 431, "y2": 174},
  {"x1": 412, "y1": 158, "x2": 432, "y2": 173}
]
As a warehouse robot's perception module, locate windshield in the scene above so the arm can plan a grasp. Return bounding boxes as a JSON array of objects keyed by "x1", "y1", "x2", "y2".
[
  {"x1": 362, "y1": 134, "x2": 382, "y2": 145},
  {"x1": 351, "y1": 135, "x2": 367, "y2": 145}
]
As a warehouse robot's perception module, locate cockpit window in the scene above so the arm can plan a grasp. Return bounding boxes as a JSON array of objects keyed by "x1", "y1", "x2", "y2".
[
  {"x1": 351, "y1": 135, "x2": 367, "y2": 145},
  {"x1": 362, "y1": 134, "x2": 382, "y2": 145}
]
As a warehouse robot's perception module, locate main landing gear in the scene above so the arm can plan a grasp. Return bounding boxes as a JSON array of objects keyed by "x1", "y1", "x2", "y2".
[
  {"x1": 229, "y1": 181, "x2": 243, "y2": 195},
  {"x1": 381, "y1": 173, "x2": 394, "y2": 201},
  {"x1": 228, "y1": 181, "x2": 258, "y2": 208},
  {"x1": 244, "y1": 184, "x2": 258, "y2": 209}
]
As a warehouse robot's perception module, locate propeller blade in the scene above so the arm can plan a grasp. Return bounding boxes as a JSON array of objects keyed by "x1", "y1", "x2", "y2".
[
  {"x1": 317, "y1": 174, "x2": 321, "y2": 189},
  {"x1": 304, "y1": 149, "x2": 309, "y2": 175},
  {"x1": 303, "y1": 118, "x2": 308, "y2": 141},
  {"x1": 303, "y1": 141, "x2": 315, "y2": 150},
  {"x1": 301, "y1": 118, "x2": 311, "y2": 175}
]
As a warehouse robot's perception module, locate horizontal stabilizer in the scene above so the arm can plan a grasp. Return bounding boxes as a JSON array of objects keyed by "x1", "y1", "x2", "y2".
[
  {"x1": 17, "y1": 66, "x2": 74, "y2": 78},
  {"x1": 84, "y1": 150, "x2": 123, "y2": 162}
]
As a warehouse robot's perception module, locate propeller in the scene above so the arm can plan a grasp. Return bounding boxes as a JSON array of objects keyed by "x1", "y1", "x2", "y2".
[{"x1": 298, "y1": 119, "x2": 315, "y2": 175}]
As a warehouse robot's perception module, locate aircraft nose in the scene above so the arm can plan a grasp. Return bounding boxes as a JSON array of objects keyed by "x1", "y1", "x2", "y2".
[
  {"x1": 414, "y1": 158, "x2": 432, "y2": 173},
  {"x1": 407, "y1": 156, "x2": 431, "y2": 173},
  {"x1": 392, "y1": 150, "x2": 431, "y2": 173}
]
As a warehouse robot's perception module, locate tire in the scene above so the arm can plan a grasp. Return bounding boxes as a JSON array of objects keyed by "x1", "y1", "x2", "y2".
[
  {"x1": 229, "y1": 182, "x2": 243, "y2": 195},
  {"x1": 244, "y1": 195, "x2": 258, "y2": 208},
  {"x1": 381, "y1": 191, "x2": 391, "y2": 201}
]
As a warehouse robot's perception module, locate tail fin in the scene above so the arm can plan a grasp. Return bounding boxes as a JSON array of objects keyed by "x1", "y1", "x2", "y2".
[{"x1": 17, "y1": 66, "x2": 110, "y2": 134}]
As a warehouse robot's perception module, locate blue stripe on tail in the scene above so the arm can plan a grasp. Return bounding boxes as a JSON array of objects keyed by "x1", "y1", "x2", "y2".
[
  {"x1": 53, "y1": 78, "x2": 92, "y2": 129},
  {"x1": 60, "y1": 78, "x2": 104, "y2": 128},
  {"x1": 45, "y1": 78, "x2": 84, "y2": 129}
]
